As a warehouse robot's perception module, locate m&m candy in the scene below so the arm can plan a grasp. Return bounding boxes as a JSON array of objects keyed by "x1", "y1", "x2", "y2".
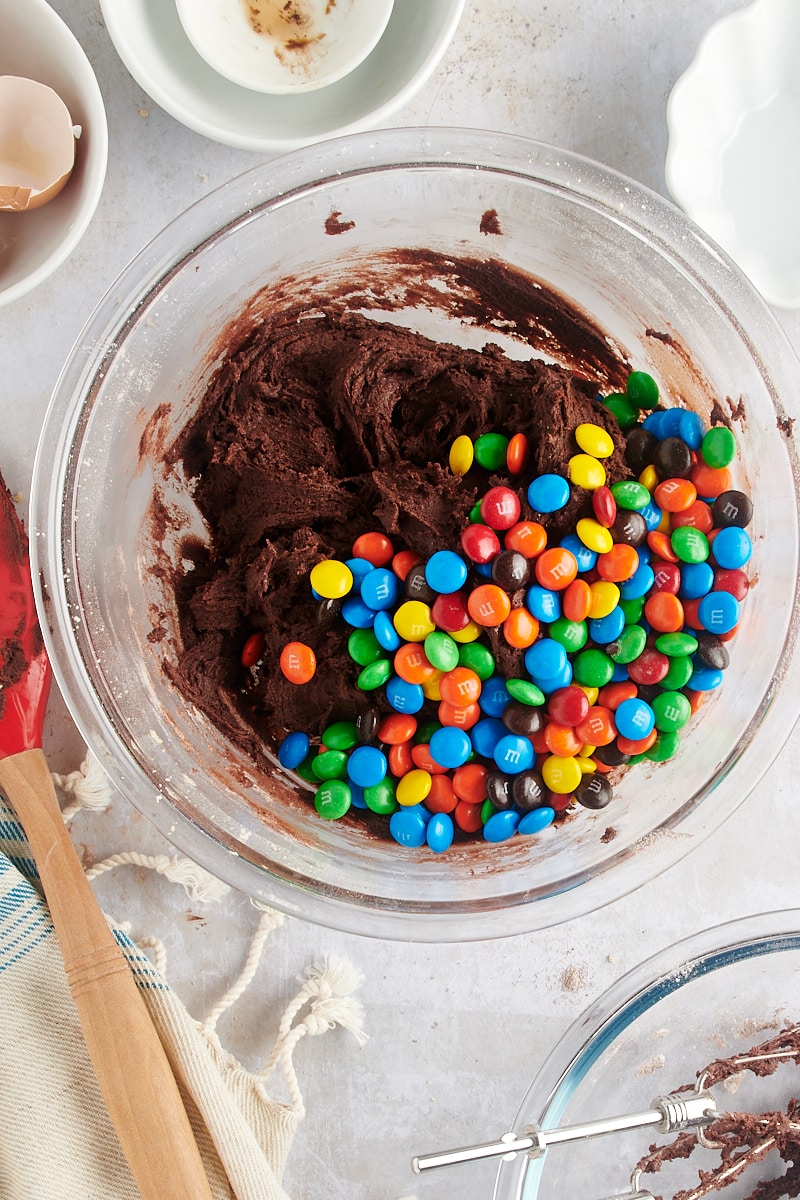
[{"x1": 266, "y1": 372, "x2": 751, "y2": 854}]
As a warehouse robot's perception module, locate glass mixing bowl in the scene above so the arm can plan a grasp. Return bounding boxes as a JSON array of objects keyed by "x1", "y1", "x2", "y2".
[
  {"x1": 31, "y1": 128, "x2": 800, "y2": 940},
  {"x1": 495, "y1": 909, "x2": 800, "y2": 1200}
]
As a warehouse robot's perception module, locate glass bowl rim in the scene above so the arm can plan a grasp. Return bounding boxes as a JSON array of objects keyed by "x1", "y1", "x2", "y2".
[{"x1": 30, "y1": 126, "x2": 800, "y2": 941}]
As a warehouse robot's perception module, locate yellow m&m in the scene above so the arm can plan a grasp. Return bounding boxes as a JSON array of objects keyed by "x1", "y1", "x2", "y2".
[
  {"x1": 568, "y1": 453, "x2": 606, "y2": 490},
  {"x1": 310, "y1": 558, "x2": 353, "y2": 599},
  {"x1": 393, "y1": 601, "x2": 436, "y2": 642},
  {"x1": 396, "y1": 769, "x2": 433, "y2": 806},
  {"x1": 449, "y1": 435, "x2": 474, "y2": 476},
  {"x1": 588, "y1": 580, "x2": 620, "y2": 619},
  {"x1": 575, "y1": 422, "x2": 615, "y2": 458},
  {"x1": 541, "y1": 755, "x2": 582, "y2": 794},
  {"x1": 576, "y1": 518, "x2": 614, "y2": 554}
]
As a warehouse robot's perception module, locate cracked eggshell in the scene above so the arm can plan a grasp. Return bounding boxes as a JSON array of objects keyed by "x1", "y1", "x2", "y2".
[{"x1": 0, "y1": 75, "x2": 78, "y2": 213}]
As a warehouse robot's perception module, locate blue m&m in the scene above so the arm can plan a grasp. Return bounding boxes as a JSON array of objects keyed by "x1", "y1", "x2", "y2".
[
  {"x1": 425, "y1": 550, "x2": 469, "y2": 594},
  {"x1": 527, "y1": 473, "x2": 570, "y2": 513},
  {"x1": 697, "y1": 591, "x2": 740, "y2": 635}
]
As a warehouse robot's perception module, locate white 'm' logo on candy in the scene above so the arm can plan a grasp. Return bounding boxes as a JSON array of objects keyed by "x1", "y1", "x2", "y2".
[
  {"x1": 664, "y1": 704, "x2": 681, "y2": 722},
  {"x1": 504, "y1": 747, "x2": 522, "y2": 765}
]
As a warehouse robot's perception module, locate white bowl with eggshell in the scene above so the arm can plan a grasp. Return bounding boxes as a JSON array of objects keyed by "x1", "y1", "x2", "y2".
[{"x1": 0, "y1": 0, "x2": 107, "y2": 307}]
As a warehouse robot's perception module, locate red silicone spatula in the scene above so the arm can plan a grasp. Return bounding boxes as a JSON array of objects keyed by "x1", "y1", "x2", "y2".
[{"x1": 0, "y1": 473, "x2": 214, "y2": 1200}]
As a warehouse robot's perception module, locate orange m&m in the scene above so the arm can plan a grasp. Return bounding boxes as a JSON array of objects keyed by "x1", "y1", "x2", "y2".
[
  {"x1": 467, "y1": 584, "x2": 511, "y2": 627},
  {"x1": 535, "y1": 547, "x2": 578, "y2": 591},
  {"x1": 279, "y1": 641, "x2": 316, "y2": 684}
]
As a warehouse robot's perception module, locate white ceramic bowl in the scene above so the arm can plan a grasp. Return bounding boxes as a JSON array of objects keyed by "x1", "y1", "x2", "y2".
[
  {"x1": 0, "y1": 0, "x2": 108, "y2": 307},
  {"x1": 666, "y1": 0, "x2": 800, "y2": 309},
  {"x1": 175, "y1": 0, "x2": 394, "y2": 95},
  {"x1": 99, "y1": 0, "x2": 464, "y2": 151}
]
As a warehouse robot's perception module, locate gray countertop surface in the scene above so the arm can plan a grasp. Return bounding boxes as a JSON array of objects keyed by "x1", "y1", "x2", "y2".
[{"x1": 3, "y1": 3, "x2": 800, "y2": 1198}]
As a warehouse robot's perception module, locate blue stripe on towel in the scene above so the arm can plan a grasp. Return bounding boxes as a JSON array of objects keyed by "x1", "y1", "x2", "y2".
[
  {"x1": 0, "y1": 810, "x2": 170, "y2": 992},
  {"x1": 0, "y1": 873, "x2": 53, "y2": 971},
  {"x1": 114, "y1": 928, "x2": 168, "y2": 991}
]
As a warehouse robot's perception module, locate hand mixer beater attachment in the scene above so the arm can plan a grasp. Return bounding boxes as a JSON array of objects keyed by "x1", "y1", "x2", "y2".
[{"x1": 411, "y1": 1022, "x2": 800, "y2": 1200}]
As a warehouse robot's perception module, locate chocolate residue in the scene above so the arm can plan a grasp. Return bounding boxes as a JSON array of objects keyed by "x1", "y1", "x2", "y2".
[
  {"x1": 244, "y1": 0, "x2": 321, "y2": 45},
  {"x1": 778, "y1": 414, "x2": 795, "y2": 437},
  {"x1": 708, "y1": 397, "x2": 732, "y2": 428},
  {"x1": 636, "y1": 1023, "x2": 800, "y2": 1200},
  {"x1": 325, "y1": 211, "x2": 356, "y2": 236},
  {"x1": 643, "y1": 324, "x2": 726, "y2": 422},
  {"x1": 153, "y1": 250, "x2": 632, "y2": 781},
  {"x1": 480, "y1": 208, "x2": 502, "y2": 236},
  {"x1": 710, "y1": 394, "x2": 747, "y2": 429},
  {"x1": 645, "y1": 328, "x2": 674, "y2": 345},
  {"x1": 0, "y1": 475, "x2": 28, "y2": 575},
  {"x1": 727, "y1": 394, "x2": 747, "y2": 424},
  {"x1": 600, "y1": 826, "x2": 617, "y2": 843},
  {"x1": 139, "y1": 402, "x2": 173, "y2": 462}
]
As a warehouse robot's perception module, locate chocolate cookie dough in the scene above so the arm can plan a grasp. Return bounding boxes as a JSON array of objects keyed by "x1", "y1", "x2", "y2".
[{"x1": 162, "y1": 252, "x2": 632, "y2": 772}]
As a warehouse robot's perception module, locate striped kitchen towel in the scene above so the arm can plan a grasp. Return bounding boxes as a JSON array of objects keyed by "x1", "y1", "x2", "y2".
[{"x1": 0, "y1": 795, "x2": 363, "y2": 1200}]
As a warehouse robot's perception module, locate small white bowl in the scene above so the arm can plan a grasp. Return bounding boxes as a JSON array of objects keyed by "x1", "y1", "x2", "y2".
[
  {"x1": 0, "y1": 0, "x2": 108, "y2": 307},
  {"x1": 666, "y1": 0, "x2": 800, "y2": 309},
  {"x1": 99, "y1": 0, "x2": 464, "y2": 153},
  {"x1": 175, "y1": 0, "x2": 394, "y2": 95}
]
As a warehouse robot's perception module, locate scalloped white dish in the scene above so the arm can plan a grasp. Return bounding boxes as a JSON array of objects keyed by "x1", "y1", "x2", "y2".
[{"x1": 666, "y1": 0, "x2": 800, "y2": 309}]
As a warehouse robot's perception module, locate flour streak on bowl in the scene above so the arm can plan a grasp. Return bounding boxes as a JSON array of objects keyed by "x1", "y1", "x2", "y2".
[{"x1": 667, "y1": 0, "x2": 800, "y2": 309}]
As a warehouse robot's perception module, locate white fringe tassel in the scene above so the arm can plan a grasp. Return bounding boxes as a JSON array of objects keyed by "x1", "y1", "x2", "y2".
[
  {"x1": 51, "y1": 752, "x2": 114, "y2": 822},
  {"x1": 202, "y1": 904, "x2": 286, "y2": 1037},
  {"x1": 86, "y1": 851, "x2": 230, "y2": 903},
  {"x1": 257, "y1": 954, "x2": 368, "y2": 1116}
]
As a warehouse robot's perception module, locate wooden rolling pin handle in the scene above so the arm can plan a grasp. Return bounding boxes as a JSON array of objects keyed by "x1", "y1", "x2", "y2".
[{"x1": 0, "y1": 748, "x2": 214, "y2": 1200}]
